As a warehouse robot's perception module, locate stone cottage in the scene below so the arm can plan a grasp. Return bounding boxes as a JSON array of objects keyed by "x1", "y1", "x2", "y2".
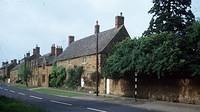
[
  {"x1": 57, "y1": 13, "x2": 130, "y2": 93},
  {"x1": 0, "y1": 60, "x2": 17, "y2": 83},
  {"x1": 36, "y1": 44, "x2": 63, "y2": 87}
]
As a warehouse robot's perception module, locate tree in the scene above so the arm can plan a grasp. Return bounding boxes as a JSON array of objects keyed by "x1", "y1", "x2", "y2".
[
  {"x1": 143, "y1": 0, "x2": 195, "y2": 36},
  {"x1": 104, "y1": 21, "x2": 200, "y2": 79},
  {"x1": 18, "y1": 63, "x2": 32, "y2": 87}
]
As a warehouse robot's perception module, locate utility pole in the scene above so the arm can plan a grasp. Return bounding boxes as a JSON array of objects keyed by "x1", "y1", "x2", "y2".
[{"x1": 95, "y1": 20, "x2": 100, "y2": 96}]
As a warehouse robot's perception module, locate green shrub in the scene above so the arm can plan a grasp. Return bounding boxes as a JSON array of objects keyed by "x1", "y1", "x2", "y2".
[
  {"x1": 66, "y1": 66, "x2": 84, "y2": 89},
  {"x1": 49, "y1": 63, "x2": 66, "y2": 87}
]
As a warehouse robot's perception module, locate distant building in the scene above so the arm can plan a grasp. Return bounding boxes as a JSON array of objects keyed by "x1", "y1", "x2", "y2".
[{"x1": 0, "y1": 60, "x2": 17, "y2": 83}]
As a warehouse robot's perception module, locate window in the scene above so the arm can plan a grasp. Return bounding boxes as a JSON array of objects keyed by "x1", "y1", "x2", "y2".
[
  {"x1": 68, "y1": 60, "x2": 71, "y2": 64},
  {"x1": 42, "y1": 64, "x2": 45, "y2": 69},
  {"x1": 82, "y1": 56, "x2": 86, "y2": 64},
  {"x1": 42, "y1": 75, "x2": 45, "y2": 83}
]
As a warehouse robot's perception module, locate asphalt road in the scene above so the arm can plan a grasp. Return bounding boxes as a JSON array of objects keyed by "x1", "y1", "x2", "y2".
[{"x1": 0, "y1": 84, "x2": 154, "y2": 112}]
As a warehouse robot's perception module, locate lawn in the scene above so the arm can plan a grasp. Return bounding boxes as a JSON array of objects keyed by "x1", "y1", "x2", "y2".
[
  {"x1": 13, "y1": 83, "x2": 28, "y2": 89},
  {"x1": 32, "y1": 87, "x2": 83, "y2": 97},
  {"x1": 0, "y1": 96, "x2": 45, "y2": 112}
]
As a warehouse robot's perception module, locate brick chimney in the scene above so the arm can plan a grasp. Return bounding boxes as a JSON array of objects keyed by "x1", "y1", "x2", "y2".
[
  {"x1": 33, "y1": 48, "x2": 36, "y2": 55},
  {"x1": 115, "y1": 12, "x2": 124, "y2": 29},
  {"x1": 13, "y1": 59, "x2": 17, "y2": 64},
  {"x1": 26, "y1": 52, "x2": 30, "y2": 57},
  {"x1": 35, "y1": 45, "x2": 40, "y2": 56},
  {"x1": 68, "y1": 35, "x2": 75, "y2": 45},
  {"x1": 11, "y1": 60, "x2": 14, "y2": 63},
  {"x1": 51, "y1": 44, "x2": 56, "y2": 56},
  {"x1": 56, "y1": 46, "x2": 63, "y2": 56}
]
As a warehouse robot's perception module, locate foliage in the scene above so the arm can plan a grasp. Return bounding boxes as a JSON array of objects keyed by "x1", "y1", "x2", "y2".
[
  {"x1": 0, "y1": 96, "x2": 45, "y2": 112},
  {"x1": 18, "y1": 63, "x2": 32, "y2": 86},
  {"x1": 49, "y1": 63, "x2": 66, "y2": 87},
  {"x1": 104, "y1": 21, "x2": 200, "y2": 79},
  {"x1": 0, "y1": 76, "x2": 5, "y2": 81},
  {"x1": 65, "y1": 66, "x2": 84, "y2": 89},
  {"x1": 143, "y1": 0, "x2": 195, "y2": 36}
]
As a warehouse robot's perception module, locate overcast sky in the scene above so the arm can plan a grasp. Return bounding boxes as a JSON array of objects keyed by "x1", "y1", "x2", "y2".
[{"x1": 0, "y1": 0, "x2": 199, "y2": 65}]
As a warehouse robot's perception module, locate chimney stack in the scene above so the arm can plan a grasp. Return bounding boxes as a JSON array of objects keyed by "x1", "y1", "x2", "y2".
[
  {"x1": 35, "y1": 45, "x2": 40, "y2": 56},
  {"x1": 68, "y1": 35, "x2": 75, "y2": 45},
  {"x1": 51, "y1": 44, "x2": 56, "y2": 56},
  {"x1": 2, "y1": 62, "x2": 5, "y2": 67},
  {"x1": 115, "y1": 12, "x2": 124, "y2": 29},
  {"x1": 33, "y1": 48, "x2": 36, "y2": 55},
  {"x1": 26, "y1": 52, "x2": 30, "y2": 57},
  {"x1": 56, "y1": 46, "x2": 63, "y2": 56},
  {"x1": 13, "y1": 59, "x2": 17, "y2": 64}
]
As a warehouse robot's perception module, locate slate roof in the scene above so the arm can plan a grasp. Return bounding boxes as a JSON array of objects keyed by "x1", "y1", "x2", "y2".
[
  {"x1": 38, "y1": 53, "x2": 56, "y2": 66},
  {"x1": 11, "y1": 63, "x2": 22, "y2": 71},
  {"x1": 57, "y1": 25, "x2": 129, "y2": 61}
]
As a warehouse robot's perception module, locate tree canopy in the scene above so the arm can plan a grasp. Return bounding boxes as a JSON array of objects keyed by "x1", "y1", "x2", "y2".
[
  {"x1": 18, "y1": 63, "x2": 32, "y2": 86},
  {"x1": 104, "y1": 21, "x2": 200, "y2": 79},
  {"x1": 143, "y1": 0, "x2": 195, "y2": 36}
]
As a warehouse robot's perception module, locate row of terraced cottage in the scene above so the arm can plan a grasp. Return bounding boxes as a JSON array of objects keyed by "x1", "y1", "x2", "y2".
[
  {"x1": 1, "y1": 14, "x2": 200, "y2": 104},
  {"x1": 0, "y1": 14, "x2": 129, "y2": 94}
]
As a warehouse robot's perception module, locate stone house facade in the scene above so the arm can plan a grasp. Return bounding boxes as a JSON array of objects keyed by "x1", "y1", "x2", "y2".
[
  {"x1": 10, "y1": 64, "x2": 21, "y2": 84},
  {"x1": 0, "y1": 60, "x2": 17, "y2": 83},
  {"x1": 35, "y1": 44, "x2": 63, "y2": 87},
  {"x1": 57, "y1": 13, "x2": 130, "y2": 93}
]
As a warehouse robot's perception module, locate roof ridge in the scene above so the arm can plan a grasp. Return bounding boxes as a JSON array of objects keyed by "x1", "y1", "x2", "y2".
[{"x1": 69, "y1": 27, "x2": 116, "y2": 46}]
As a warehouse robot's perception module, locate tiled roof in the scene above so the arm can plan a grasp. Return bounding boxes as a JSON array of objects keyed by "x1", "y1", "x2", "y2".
[{"x1": 57, "y1": 25, "x2": 129, "y2": 61}]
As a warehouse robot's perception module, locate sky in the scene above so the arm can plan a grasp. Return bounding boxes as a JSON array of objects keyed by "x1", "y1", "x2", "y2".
[{"x1": 0, "y1": 0, "x2": 200, "y2": 66}]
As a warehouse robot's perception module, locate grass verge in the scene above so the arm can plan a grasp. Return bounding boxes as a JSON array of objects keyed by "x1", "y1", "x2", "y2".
[
  {"x1": 32, "y1": 87, "x2": 83, "y2": 97},
  {"x1": 12, "y1": 83, "x2": 29, "y2": 89},
  {"x1": 0, "y1": 96, "x2": 45, "y2": 112}
]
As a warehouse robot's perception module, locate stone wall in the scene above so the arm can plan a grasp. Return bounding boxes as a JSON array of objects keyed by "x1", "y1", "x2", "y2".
[
  {"x1": 10, "y1": 70, "x2": 18, "y2": 84},
  {"x1": 58, "y1": 54, "x2": 102, "y2": 90},
  {"x1": 0, "y1": 69, "x2": 4, "y2": 77},
  {"x1": 30, "y1": 66, "x2": 51, "y2": 87},
  {"x1": 37, "y1": 66, "x2": 51, "y2": 87},
  {"x1": 103, "y1": 76, "x2": 200, "y2": 104},
  {"x1": 138, "y1": 76, "x2": 200, "y2": 104}
]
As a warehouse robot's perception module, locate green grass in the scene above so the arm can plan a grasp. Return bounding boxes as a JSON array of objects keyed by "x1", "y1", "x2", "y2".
[
  {"x1": 0, "y1": 96, "x2": 45, "y2": 112},
  {"x1": 13, "y1": 83, "x2": 29, "y2": 89},
  {"x1": 32, "y1": 88, "x2": 83, "y2": 97}
]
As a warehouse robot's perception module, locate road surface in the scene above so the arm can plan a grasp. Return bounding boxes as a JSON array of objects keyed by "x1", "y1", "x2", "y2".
[{"x1": 0, "y1": 84, "x2": 154, "y2": 112}]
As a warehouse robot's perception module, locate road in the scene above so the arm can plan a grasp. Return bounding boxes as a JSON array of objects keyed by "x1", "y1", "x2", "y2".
[{"x1": 0, "y1": 84, "x2": 154, "y2": 112}]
